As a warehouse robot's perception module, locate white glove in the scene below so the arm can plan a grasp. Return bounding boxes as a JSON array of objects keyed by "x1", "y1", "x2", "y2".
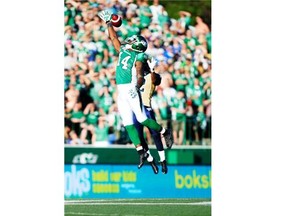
[
  {"x1": 147, "y1": 57, "x2": 157, "y2": 71},
  {"x1": 98, "y1": 10, "x2": 112, "y2": 24}
]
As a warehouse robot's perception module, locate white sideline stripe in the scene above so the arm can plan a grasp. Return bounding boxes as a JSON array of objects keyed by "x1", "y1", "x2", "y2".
[
  {"x1": 65, "y1": 213, "x2": 118, "y2": 216},
  {"x1": 65, "y1": 213, "x2": 155, "y2": 216},
  {"x1": 64, "y1": 201, "x2": 211, "y2": 206}
]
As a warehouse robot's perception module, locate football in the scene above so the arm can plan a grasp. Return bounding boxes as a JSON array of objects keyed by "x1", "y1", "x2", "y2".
[{"x1": 111, "y1": 14, "x2": 122, "y2": 27}]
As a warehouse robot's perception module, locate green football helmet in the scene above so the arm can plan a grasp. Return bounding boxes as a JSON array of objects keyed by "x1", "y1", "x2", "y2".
[{"x1": 123, "y1": 35, "x2": 148, "y2": 52}]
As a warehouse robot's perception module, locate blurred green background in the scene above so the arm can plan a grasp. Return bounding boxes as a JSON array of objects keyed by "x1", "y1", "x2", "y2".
[{"x1": 154, "y1": 0, "x2": 211, "y2": 28}]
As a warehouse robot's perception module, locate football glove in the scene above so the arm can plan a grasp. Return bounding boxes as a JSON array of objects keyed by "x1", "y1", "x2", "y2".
[
  {"x1": 98, "y1": 10, "x2": 112, "y2": 24},
  {"x1": 147, "y1": 57, "x2": 157, "y2": 71}
]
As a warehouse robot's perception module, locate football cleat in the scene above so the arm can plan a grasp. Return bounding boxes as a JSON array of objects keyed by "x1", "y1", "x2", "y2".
[
  {"x1": 138, "y1": 151, "x2": 149, "y2": 169},
  {"x1": 160, "y1": 160, "x2": 168, "y2": 174},
  {"x1": 149, "y1": 159, "x2": 159, "y2": 174},
  {"x1": 163, "y1": 129, "x2": 174, "y2": 149}
]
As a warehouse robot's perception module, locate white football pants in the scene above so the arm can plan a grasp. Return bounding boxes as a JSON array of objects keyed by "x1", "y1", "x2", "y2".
[{"x1": 117, "y1": 83, "x2": 148, "y2": 126}]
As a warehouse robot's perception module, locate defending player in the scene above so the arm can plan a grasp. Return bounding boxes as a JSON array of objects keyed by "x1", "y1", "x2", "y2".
[
  {"x1": 98, "y1": 10, "x2": 173, "y2": 167},
  {"x1": 133, "y1": 54, "x2": 171, "y2": 174}
]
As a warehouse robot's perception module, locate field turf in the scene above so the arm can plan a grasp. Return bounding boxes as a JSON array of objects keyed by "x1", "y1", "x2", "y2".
[{"x1": 64, "y1": 198, "x2": 211, "y2": 216}]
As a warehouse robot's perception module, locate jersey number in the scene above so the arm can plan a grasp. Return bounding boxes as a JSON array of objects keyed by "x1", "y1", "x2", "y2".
[{"x1": 117, "y1": 52, "x2": 131, "y2": 70}]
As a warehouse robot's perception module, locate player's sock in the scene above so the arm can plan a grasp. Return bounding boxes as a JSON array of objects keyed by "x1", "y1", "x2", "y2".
[
  {"x1": 146, "y1": 150, "x2": 154, "y2": 162},
  {"x1": 160, "y1": 127, "x2": 166, "y2": 135},
  {"x1": 141, "y1": 119, "x2": 162, "y2": 132},
  {"x1": 136, "y1": 145, "x2": 144, "y2": 152},
  {"x1": 136, "y1": 146, "x2": 147, "y2": 155},
  {"x1": 158, "y1": 150, "x2": 165, "y2": 162}
]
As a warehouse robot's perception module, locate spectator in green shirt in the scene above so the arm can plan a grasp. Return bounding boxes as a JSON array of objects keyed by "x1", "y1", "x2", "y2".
[
  {"x1": 184, "y1": 29, "x2": 201, "y2": 54},
  {"x1": 193, "y1": 106, "x2": 207, "y2": 145},
  {"x1": 98, "y1": 85, "x2": 114, "y2": 114},
  {"x1": 70, "y1": 102, "x2": 85, "y2": 137},
  {"x1": 64, "y1": 1, "x2": 76, "y2": 27},
  {"x1": 93, "y1": 55, "x2": 104, "y2": 73},
  {"x1": 121, "y1": 18, "x2": 141, "y2": 38},
  {"x1": 190, "y1": 78, "x2": 205, "y2": 113},
  {"x1": 178, "y1": 10, "x2": 191, "y2": 30},
  {"x1": 80, "y1": 103, "x2": 99, "y2": 143},
  {"x1": 88, "y1": 73, "x2": 104, "y2": 104},
  {"x1": 171, "y1": 90, "x2": 187, "y2": 145},
  {"x1": 151, "y1": 87, "x2": 170, "y2": 130},
  {"x1": 93, "y1": 35, "x2": 109, "y2": 67},
  {"x1": 138, "y1": 0, "x2": 153, "y2": 29},
  {"x1": 91, "y1": 116, "x2": 109, "y2": 146},
  {"x1": 107, "y1": 77, "x2": 117, "y2": 102},
  {"x1": 173, "y1": 67, "x2": 189, "y2": 92},
  {"x1": 149, "y1": 0, "x2": 163, "y2": 24}
]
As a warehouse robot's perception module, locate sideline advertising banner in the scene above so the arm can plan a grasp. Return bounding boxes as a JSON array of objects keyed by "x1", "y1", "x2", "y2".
[
  {"x1": 64, "y1": 164, "x2": 211, "y2": 199},
  {"x1": 64, "y1": 146, "x2": 211, "y2": 165}
]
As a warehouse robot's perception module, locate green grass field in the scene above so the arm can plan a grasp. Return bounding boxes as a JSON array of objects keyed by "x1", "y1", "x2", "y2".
[{"x1": 64, "y1": 198, "x2": 211, "y2": 216}]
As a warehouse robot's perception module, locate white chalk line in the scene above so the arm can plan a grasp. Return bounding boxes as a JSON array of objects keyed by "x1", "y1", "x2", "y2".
[
  {"x1": 65, "y1": 213, "x2": 118, "y2": 216},
  {"x1": 65, "y1": 213, "x2": 157, "y2": 216},
  {"x1": 65, "y1": 201, "x2": 211, "y2": 206}
]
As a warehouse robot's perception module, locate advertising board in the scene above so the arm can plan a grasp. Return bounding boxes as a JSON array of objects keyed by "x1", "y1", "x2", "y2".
[{"x1": 64, "y1": 164, "x2": 211, "y2": 199}]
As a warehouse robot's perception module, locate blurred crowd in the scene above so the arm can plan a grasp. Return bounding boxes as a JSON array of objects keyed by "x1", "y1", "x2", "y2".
[{"x1": 64, "y1": 0, "x2": 212, "y2": 146}]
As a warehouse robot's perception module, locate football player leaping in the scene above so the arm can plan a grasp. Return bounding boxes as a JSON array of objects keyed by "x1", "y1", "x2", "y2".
[
  {"x1": 98, "y1": 10, "x2": 173, "y2": 167},
  {"x1": 133, "y1": 53, "x2": 172, "y2": 174}
]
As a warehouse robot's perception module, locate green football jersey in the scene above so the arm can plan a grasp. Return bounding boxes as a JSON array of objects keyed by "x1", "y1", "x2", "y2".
[
  {"x1": 116, "y1": 46, "x2": 138, "y2": 85},
  {"x1": 136, "y1": 53, "x2": 150, "y2": 75},
  {"x1": 136, "y1": 52, "x2": 147, "y2": 62}
]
